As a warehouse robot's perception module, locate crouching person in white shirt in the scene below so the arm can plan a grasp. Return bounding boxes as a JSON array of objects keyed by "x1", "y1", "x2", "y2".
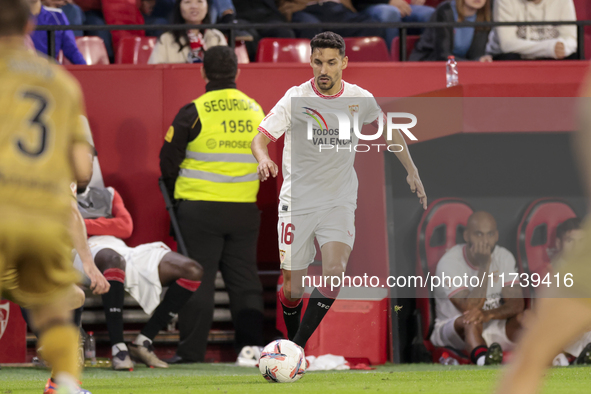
[{"x1": 431, "y1": 211, "x2": 525, "y2": 365}]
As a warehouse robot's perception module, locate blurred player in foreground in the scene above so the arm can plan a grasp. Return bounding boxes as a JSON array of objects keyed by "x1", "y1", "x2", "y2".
[
  {"x1": 0, "y1": 0, "x2": 94, "y2": 392},
  {"x1": 549, "y1": 218, "x2": 591, "y2": 366},
  {"x1": 497, "y1": 71, "x2": 591, "y2": 393}
]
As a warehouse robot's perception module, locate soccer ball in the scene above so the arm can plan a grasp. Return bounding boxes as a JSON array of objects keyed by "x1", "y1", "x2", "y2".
[{"x1": 259, "y1": 339, "x2": 306, "y2": 383}]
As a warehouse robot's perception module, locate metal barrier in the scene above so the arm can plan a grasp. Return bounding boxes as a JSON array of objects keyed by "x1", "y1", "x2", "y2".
[{"x1": 36, "y1": 20, "x2": 591, "y2": 61}]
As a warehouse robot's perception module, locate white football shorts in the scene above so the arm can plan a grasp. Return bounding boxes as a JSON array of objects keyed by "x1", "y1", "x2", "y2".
[
  {"x1": 73, "y1": 235, "x2": 171, "y2": 314},
  {"x1": 278, "y1": 206, "x2": 355, "y2": 271},
  {"x1": 430, "y1": 314, "x2": 516, "y2": 351}
]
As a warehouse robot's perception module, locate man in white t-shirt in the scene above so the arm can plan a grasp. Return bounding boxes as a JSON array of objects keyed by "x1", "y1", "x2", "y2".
[
  {"x1": 431, "y1": 211, "x2": 524, "y2": 365},
  {"x1": 251, "y1": 31, "x2": 427, "y2": 349},
  {"x1": 486, "y1": 0, "x2": 578, "y2": 60}
]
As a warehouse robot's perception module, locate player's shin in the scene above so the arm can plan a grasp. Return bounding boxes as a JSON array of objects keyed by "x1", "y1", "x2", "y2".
[
  {"x1": 292, "y1": 286, "x2": 341, "y2": 348},
  {"x1": 278, "y1": 286, "x2": 303, "y2": 341},
  {"x1": 139, "y1": 278, "x2": 201, "y2": 342},
  {"x1": 102, "y1": 268, "x2": 126, "y2": 347}
]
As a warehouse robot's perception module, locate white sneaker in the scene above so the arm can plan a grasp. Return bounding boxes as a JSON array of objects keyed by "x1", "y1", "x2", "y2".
[{"x1": 236, "y1": 346, "x2": 263, "y2": 367}]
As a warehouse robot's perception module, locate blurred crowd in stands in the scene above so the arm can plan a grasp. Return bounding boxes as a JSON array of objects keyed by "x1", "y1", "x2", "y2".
[{"x1": 29, "y1": 0, "x2": 585, "y2": 64}]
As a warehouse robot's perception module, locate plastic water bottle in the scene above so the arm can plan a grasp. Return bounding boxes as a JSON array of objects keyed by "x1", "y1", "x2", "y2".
[
  {"x1": 446, "y1": 56, "x2": 459, "y2": 88},
  {"x1": 85, "y1": 331, "x2": 97, "y2": 366},
  {"x1": 439, "y1": 351, "x2": 459, "y2": 365}
]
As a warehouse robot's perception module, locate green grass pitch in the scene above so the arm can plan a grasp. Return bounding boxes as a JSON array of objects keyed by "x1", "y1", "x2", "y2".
[{"x1": 2, "y1": 363, "x2": 591, "y2": 394}]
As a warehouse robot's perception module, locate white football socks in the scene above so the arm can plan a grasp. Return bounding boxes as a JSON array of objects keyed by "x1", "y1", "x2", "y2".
[{"x1": 476, "y1": 355, "x2": 486, "y2": 366}]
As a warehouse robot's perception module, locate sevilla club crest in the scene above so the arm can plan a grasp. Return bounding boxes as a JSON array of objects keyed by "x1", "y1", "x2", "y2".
[
  {"x1": 348, "y1": 104, "x2": 359, "y2": 117},
  {"x1": 279, "y1": 250, "x2": 286, "y2": 263},
  {"x1": 0, "y1": 301, "x2": 9, "y2": 341}
]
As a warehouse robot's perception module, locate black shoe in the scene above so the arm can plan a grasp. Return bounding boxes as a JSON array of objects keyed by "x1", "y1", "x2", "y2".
[
  {"x1": 575, "y1": 343, "x2": 591, "y2": 365},
  {"x1": 164, "y1": 354, "x2": 194, "y2": 364},
  {"x1": 484, "y1": 343, "x2": 503, "y2": 365}
]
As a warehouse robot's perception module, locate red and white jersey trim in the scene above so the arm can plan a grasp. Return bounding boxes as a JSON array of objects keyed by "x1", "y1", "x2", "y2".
[
  {"x1": 309, "y1": 78, "x2": 344, "y2": 99},
  {"x1": 257, "y1": 126, "x2": 277, "y2": 142}
]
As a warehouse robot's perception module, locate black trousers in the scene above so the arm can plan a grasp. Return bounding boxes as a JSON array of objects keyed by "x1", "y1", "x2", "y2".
[
  {"x1": 175, "y1": 201, "x2": 265, "y2": 361},
  {"x1": 292, "y1": 2, "x2": 383, "y2": 40},
  {"x1": 237, "y1": 16, "x2": 296, "y2": 62}
]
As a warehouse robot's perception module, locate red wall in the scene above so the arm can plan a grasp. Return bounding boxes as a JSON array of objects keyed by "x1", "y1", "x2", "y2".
[{"x1": 66, "y1": 61, "x2": 590, "y2": 266}]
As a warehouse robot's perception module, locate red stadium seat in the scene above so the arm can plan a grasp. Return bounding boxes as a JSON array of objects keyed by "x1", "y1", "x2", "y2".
[
  {"x1": 344, "y1": 37, "x2": 389, "y2": 62},
  {"x1": 415, "y1": 198, "x2": 474, "y2": 364},
  {"x1": 102, "y1": 0, "x2": 145, "y2": 51},
  {"x1": 516, "y1": 198, "x2": 577, "y2": 297},
  {"x1": 74, "y1": 37, "x2": 110, "y2": 65},
  {"x1": 235, "y1": 41, "x2": 250, "y2": 64},
  {"x1": 573, "y1": 0, "x2": 589, "y2": 20},
  {"x1": 115, "y1": 36, "x2": 156, "y2": 64},
  {"x1": 256, "y1": 38, "x2": 311, "y2": 63},
  {"x1": 391, "y1": 36, "x2": 420, "y2": 61}
]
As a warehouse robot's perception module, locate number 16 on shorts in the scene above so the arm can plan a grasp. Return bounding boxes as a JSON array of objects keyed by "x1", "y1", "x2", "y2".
[{"x1": 278, "y1": 218, "x2": 295, "y2": 269}]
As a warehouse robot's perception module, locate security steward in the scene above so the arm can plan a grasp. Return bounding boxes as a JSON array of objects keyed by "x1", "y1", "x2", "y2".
[{"x1": 159, "y1": 46, "x2": 265, "y2": 364}]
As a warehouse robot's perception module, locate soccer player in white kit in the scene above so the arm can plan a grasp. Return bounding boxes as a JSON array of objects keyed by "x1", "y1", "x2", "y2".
[{"x1": 251, "y1": 32, "x2": 427, "y2": 348}]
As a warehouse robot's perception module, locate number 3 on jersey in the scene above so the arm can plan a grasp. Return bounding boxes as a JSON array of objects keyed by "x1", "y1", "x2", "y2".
[
  {"x1": 280, "y1": 222, "x2": 295, "y2": 245},
  {"x1": 17, "y1": 91, "x2": 50, "y2": 157}
]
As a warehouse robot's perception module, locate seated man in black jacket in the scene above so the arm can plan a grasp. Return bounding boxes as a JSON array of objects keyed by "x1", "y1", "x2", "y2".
[
  {"x1": 233, "y1": 0, "x2": 296, "y2": 60},
  {"x1": 410, "y1": 0, "x2": 492, "y2": 61}
]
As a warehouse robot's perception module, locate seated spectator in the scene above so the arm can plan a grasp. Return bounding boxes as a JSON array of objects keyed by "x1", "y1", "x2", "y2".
[
  {"x1": 209, "y1": 0, "x2": 234, "y2": 24},
  {"x1": 42, "y1": 0, "x2": 85, "y2": 36},
  {"x1": 549, "y1": 218, "x2": 591, "y2": 366},
  {"x1": 29, "y1": 0, "x2": 87, "y2": 64},
  {"x1": 74, "y1": 0, "x2": 114, "y2": 58},
  {"x1": 74, "y1": 176, "x2": 203, "y2": 370},
  {"x1": 410, "y1": 0, "x2": 491, "y2": 61},
  {"x1": 485, "y1": 0, "x2": 578, "y2": 60},
  {"x1": 233, "y1": 0, "x2": 295, "y2": 60},
  {"x1": 148, "y1": 0, "x2": 227, "y2": 64},
  {"x1": 77, "y1": 0, "x2": 146, "y2": 61},
  {"x1": 141, "y1": 0, "x2": 166, "y2": 37},
  {"x1": 431, "y1": 211, "x2": 524, "y2": 365},
  {"x1": 278, "y1": 0, "x2": 382, "y2": 40},
  {"x1": 353, "y1": 0, "x2": 435, "y2": 51},
  {"x1": 206, "y1": 0, "x2": 253, "y2": 43}
]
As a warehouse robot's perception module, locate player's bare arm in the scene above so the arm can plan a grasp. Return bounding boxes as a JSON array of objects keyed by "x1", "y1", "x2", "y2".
[
  {"x1": 450, "y1": 241, "x2": 493, "y2": 314},
  {"x1": 384, "y1": 127, "x2": 427, "y2": 209},
  {"x1": 251, "y1": 132, "x2": 278, "y2": 182},
  {"x1": 482, "y1": 286, "x2": 524, "y2": 322},
  {"x1": 69, "y1": 197, "x2": 110, "y2": 295}
]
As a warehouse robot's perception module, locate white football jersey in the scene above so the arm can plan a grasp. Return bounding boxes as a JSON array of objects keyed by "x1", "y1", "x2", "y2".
[
  {"x1": 433, "y1": 244, "x2": 518, "y2": 323},
  {"x1": 258, "y1": 78, "x2": 382, "y2": 215}
]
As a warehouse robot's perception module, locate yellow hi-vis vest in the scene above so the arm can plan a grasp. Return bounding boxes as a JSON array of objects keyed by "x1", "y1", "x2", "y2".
[{"x1": 174, "y1": 88, "x2": 264, "y2": 202}]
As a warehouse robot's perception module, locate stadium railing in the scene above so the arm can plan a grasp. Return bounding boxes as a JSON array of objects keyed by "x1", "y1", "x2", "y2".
[{"x1": 37, "y1": 20, "x2": 591, "y2": 62}]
